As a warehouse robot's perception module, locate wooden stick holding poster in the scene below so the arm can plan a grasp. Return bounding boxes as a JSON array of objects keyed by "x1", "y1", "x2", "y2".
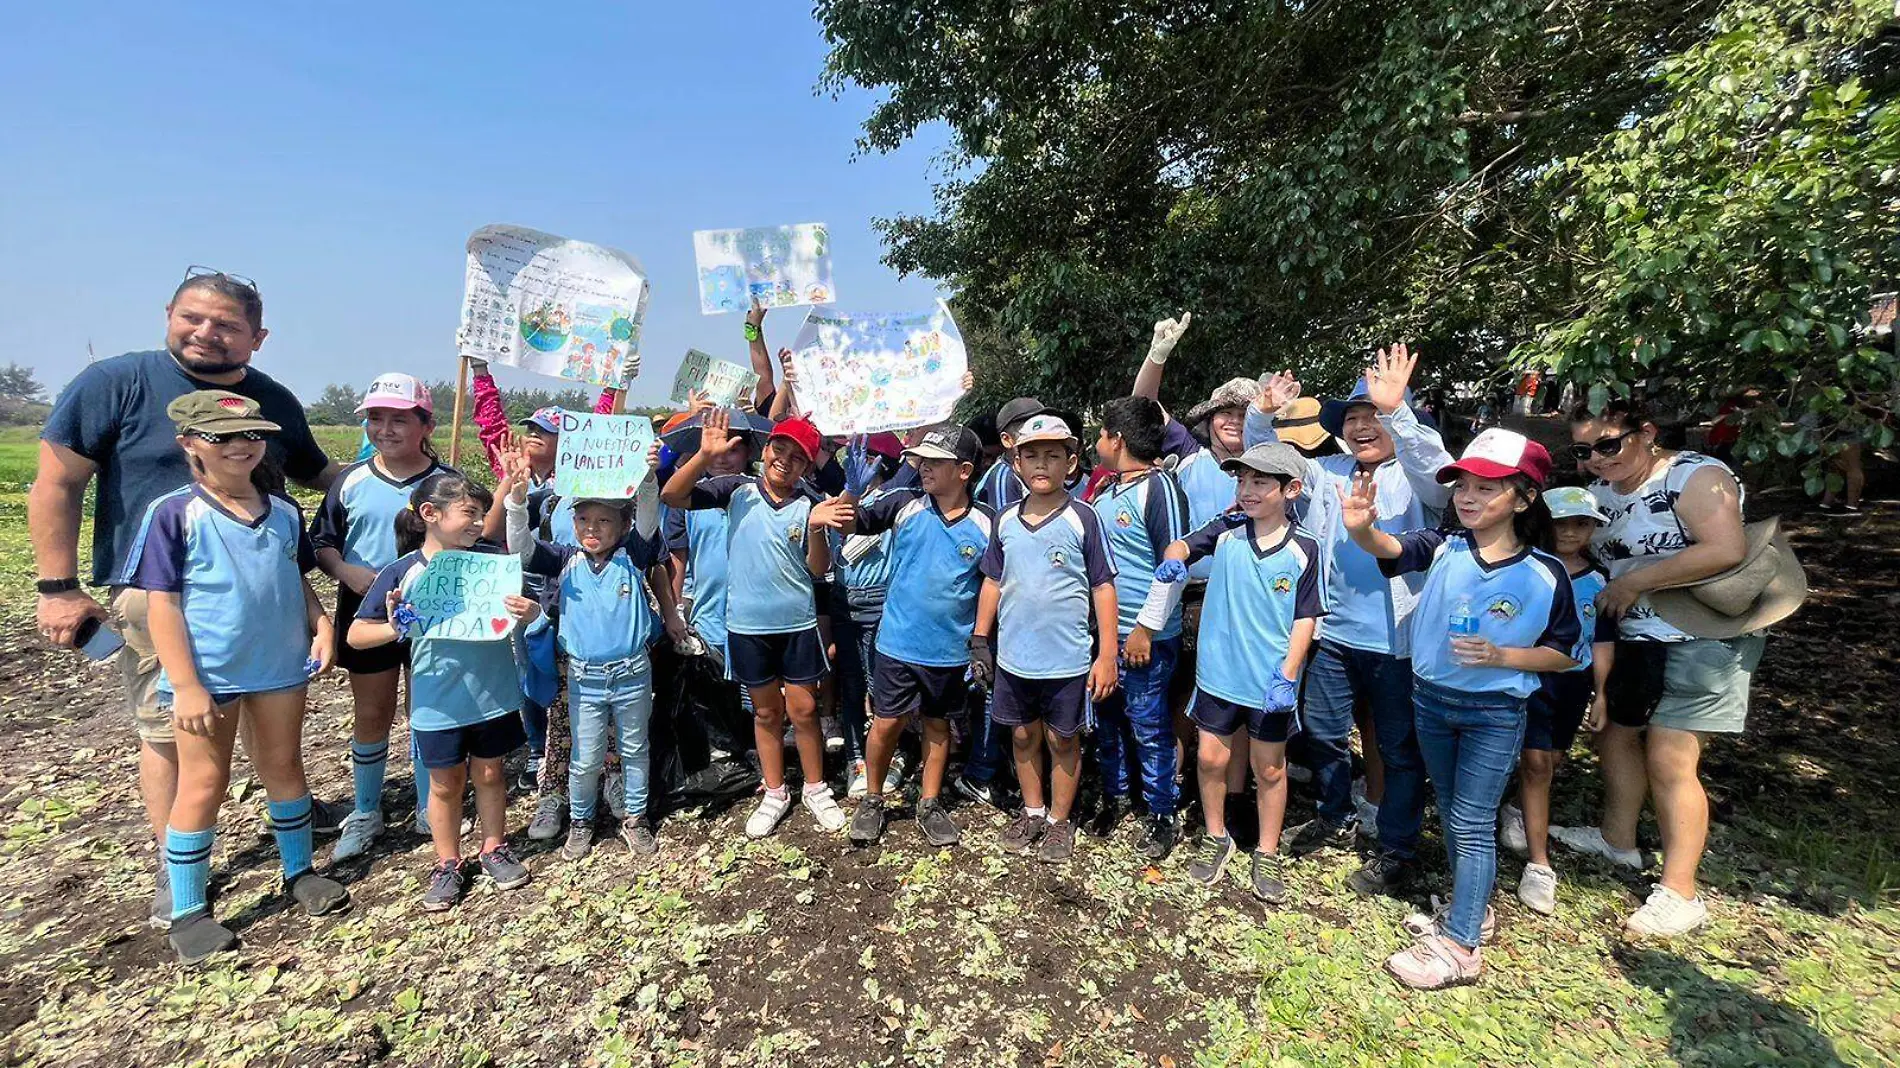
[
  {"x1": 554, "y1": 412, "x2": 656, "y2": 499},
  {"x1": 404, "y1": 551, "x2": 523, "y2": 642},
  {"x1": 448, "y1": 355, "x2": 470, "y2": 468},
  {"x1": 787, "y1": 302, "x2": 970, "y2": 435}
]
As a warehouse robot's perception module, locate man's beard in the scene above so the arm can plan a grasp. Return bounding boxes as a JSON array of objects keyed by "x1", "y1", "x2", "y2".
[{"x1": 168, "y1": 342, "x2": 249, "y2": 377}]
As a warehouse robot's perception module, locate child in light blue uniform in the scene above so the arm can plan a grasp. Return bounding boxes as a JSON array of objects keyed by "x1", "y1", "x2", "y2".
[
  {"x1": 311, "y1": 372, "x2": 454, "y2": 861},
  {"x1": 1088, "y1": 396, "x2": 1190, "y2": 860},
  {"x1": 970, "y1": 414, "x2": 1119, "y2": 865},
  {"x1": 1343, "y1": 428, "x2": 1579, "y2": 990},
  {"x1": 350, "y1": 471, "x2": 545, "y2": 912},
  {"x1": 661, "y1": 412, "x2": 854, "y2": 839},
  {"x1": 1146, "y1": 442, "x2": 1325, "y2": 903},
  {"x1": 1245, "y1": 348, "x2": 1452, "y2": 898},
  {"x1": 126, "y1": 390, "x2": 350, "y2": 964},
  {"x1": 1506, "y1": 485, "x2": 1618, "y2": 915},
  {"x1": 505, "y1": 442, "x2": 667, "y2": 861}
]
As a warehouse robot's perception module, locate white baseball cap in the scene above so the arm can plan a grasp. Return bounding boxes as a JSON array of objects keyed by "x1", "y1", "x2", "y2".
[
  {"x1": 357, "y1": 373, "x2": 434, "y2": 415},
  {"x1": 1544, "y1": 486, "x2": 1609, "y2": 523},
  {"x1": 1012, "y1": 413, "x2": 1079, "y2": 451}
]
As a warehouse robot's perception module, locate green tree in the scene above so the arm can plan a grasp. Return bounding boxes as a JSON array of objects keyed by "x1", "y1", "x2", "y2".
[
  {"x1": 304, "y1": 383, "x2": 360, "y2": 425},
  {"x1": 0, "y1": 362, "x2": 46, "y2": 403}
]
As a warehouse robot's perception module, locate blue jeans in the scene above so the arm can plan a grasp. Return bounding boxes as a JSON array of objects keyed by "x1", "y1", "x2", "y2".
[
  {"x1": 833, "y1": 612, "x2": 880, "y2": 764},
  {"x1": 1094, "y1": 637, "x2": 1181, "y2": 819},
  {"x1": 567, "y1": 656, "x2": 655, "y2": 821},
  {"x1": 1413, "y1": 679, "x2": 1526, "y2": 949},
  {"x1": 1301, "y1": 640, "x2": 1426, "y2": 858}
]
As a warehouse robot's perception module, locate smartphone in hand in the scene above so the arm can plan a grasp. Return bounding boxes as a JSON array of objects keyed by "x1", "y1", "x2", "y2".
[{"x1": 74, "y1": 616, "x2": 126, "y2": 661}]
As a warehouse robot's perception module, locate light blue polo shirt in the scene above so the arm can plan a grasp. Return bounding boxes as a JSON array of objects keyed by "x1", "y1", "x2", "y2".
[
  {"x1": 974, "y1": 459, "x2": 1088, "y2": 514},
  {"x1": 1382, "y1": 530, "x2": 1581, "y2": 699},
  {"x1": 309, "y1": 458, "x2": 454, "y2": 571},
  {"x1": 979, "y1": 498, "x2": 1117, "y2": 679},
  {"x1": 521, "y1": 534, "x2": 664, "y2": 666},
  {"x1": 1091, "y1": 468, "x2": 1189, "y2": 639},
  {"x1": 1160, "y1": 420, "x2": 1240, "y2": 581},
  {"x1": 686, "y1": 475, "x2": 822, "y2": 636},
  {"x1": 126, "y1": 486, "x2": 316, "y2": 700},
  {"x1": 1562, "y1": 563, "x2": 1614, "y2": 672},
  {"x1": 357, "y1": 548, "x2": 528, "y2": 732},
  {"x1": 528, "y1": 484, "x2": 582, "y2": 549},
  {"x1": 858, "y1": 489, "x2": 995, "y2": 668},
  {"x1": 1179, "y1": 515, "x2": 1326, "y2": 708},
  {"x1": 665, "y1": 504, "x2": 732, "y2": 653}
]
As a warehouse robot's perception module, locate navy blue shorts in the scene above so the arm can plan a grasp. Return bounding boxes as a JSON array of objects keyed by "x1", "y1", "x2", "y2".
[
  {"x1": 1189, "y1": 689, "x2": 1295, "y2": 743},
  {"x1": 413, "y1": 714, "x2": 528, "y2": 769},
  {"x1": 872, "y1": 653, "x2": 967, "y2": 720},
  {"x1": 1525, "y1": 670, "x2": 1592, "y2": 752},
  {"x1": 336, "y1": 586, "x2": 409, "y2": 675},
  {"x1": 728, "y1": 628, "x2": 829, "y2": 688},
  {"x1": 990, "y1": 669, "x2": 1088, "y2": 737}
]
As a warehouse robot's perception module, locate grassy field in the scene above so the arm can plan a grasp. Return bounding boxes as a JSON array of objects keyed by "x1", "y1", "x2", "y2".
[{"x1": 0, "y1": 423, "x2": 1896, "y2": 1066}]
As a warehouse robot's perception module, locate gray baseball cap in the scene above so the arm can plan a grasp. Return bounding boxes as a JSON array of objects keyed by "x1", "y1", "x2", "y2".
[{"x1": 1220, "y1": 442, "x2": 1307, "y2": 480}]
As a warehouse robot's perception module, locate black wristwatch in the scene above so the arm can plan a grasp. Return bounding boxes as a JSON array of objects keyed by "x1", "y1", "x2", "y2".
[{"x1": 36, "y1": 577, "x2": 81, "y2": 595}]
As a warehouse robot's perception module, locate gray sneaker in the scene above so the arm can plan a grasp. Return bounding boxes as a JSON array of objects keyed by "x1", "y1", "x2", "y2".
[
  {"x1": 167, "y1": 908, "x2": 238, "y2": 966},
  {"x1": 620, "y1": 820, "x2": 659, "y2": 857},
  {"x1": 527, "y1": 793, "x2": 566, "y2": 841},
  {"x1": 421, "y1": 859, "x2": 464, "y2": 911},
  {"x1": 848, "y1": 795, "x2": 887, "y2": 846},
  {"x1": 1250, "y1": 851, "x2": 1288, "y2": 905},
  {"x1": 149, "y1": 862, "x2": 172, "y2": 930},
  {"x1": 560, "y1": 822, "x2": 595, "y2": 861},
  {"x1": 916, "y1": 797, "x2": 960, "y2": 848},
  {"x1": 1000, "y1": 812, "x2": 1045, "y2": 854},
  {"x1": 1038, "y1": 819, "x2": 1076, "y2": 863},
  {"x1": 479, "y1": 845, "x2": 531, "y2": 891},
  {"x1": 287, "y1": 871, "x2": 351, "y2": 916},
  {"x1": 1188, "y1": 834, "x2": 1237, "y2": 886}
]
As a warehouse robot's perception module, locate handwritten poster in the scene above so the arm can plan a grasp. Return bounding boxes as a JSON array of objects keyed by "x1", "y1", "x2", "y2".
[
  {"x1": 458, "y1": 224, "x2": 650, "y2": 390},
  {"x1": 669, "y1": 349, "x2": 760, "y2": 407},
  {"x1": 788, "y1": 302, "x2": 970, "y2": 435},
  {"x1": 405, "y1": 551, "x2": 523, "y2": 642},
  {"x1": 694, "y1": 223, "x2": 835, "y2": 315},
  {"x1": 554, "y1": 411, "x2": 657, "y2": 499}
]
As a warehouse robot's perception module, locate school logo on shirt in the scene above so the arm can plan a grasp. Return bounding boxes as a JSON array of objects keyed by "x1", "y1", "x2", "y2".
[
  {"x1": 786, "y1": 521, "x2": 804, "y2": 544},
  {"x1": 1272, "y1": 574, "x2": 1294, "y2": 595},
  {"x1": 1486, "y1": 595, "x2": 1522, "y2": 621},
  {"x1": 958, "y1": 542, "x2": 978, "y2": 560},
  {"x1": 1115, "y1": 510, "x2": 1134, "y2": 528},
  {"x1": 1048, "y1": 548, "x2": 1069, "y2": 568},
  {"x1": 618, "y1": 583, "x2": 633, "y2": 599}
]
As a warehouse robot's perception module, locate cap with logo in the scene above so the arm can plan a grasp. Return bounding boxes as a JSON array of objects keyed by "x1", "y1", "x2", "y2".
[
  {"x1": 357, "y1": 372, "x2": 434, "y2": 416},
  {"x1": 1543, "y1": 485, "x2": 1609, "y2": 524},
  {"x1": 168, "y1": 390, "x2": 282, "y2": 436},
  {"x1": 1436, "y1": 428, "x2": 1553, "y2": 487},
  {"x1": 1220, "y1": 441, "x2": 1307, "y2": 481},
  {"x1": 519, "y1": 406, "x2": 563, "y2": 434},
  {"x1": 767, "y1": 416, "x2": 824, "y2": 464},
  {"x1": 903, "y1": 423, "x2": 981, "y2": 466},
  {"x1": 1012, "y1": 413, "x2": 1080, "y2": 451}
]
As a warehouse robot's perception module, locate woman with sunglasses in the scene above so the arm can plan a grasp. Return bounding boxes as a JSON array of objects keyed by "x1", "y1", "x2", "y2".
[
  {"x1": 126, "y1": 390, "x2": 350, "y2": 964},
  {"x1": 1551, "y1": 398, "x2": 1755, "y2": 938}
]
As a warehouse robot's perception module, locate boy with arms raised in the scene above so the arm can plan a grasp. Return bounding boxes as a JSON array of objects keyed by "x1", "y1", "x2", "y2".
[
  {"x1": 843, "y1": 425, "x2": 995, "y2": 847},
  {"x1": 1148, "y1": 443, "x2": 1325, "y2": 901},
  {"x1": 969, "y1": 415, "x2": 1119, "y2": 863}
]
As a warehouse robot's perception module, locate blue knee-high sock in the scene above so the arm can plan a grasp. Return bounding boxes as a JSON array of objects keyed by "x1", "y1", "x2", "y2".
[
  {"x1": 411, "y1": 734, "x2": 430, "y2": 817},
  {"x1": 267, "y1": 795, "x2": 316, "y2": 881},
  {"x1": 351, "y1": 739, "x2": 390, "y2": 815},
  {"x1": 165, "y1": 826, "x2": 216, "y2": 921}
]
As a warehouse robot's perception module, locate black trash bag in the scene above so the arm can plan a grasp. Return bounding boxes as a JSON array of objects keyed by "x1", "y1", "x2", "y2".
[{"x1": 647, "y1": 643, "x2": 759, "y2": 817}]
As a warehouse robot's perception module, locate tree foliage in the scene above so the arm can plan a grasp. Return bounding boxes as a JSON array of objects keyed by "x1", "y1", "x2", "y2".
[
  {"x1": 819, "y1": 0, "x2": 1898, "y2": 475},
  {"x1": 0, "y1": 363, "x2": 47, "y2": 403}
]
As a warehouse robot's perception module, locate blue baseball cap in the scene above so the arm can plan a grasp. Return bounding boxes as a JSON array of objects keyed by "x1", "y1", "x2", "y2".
[{"x1": 519, "y1": 407, "x2": 563, "y2": 434}]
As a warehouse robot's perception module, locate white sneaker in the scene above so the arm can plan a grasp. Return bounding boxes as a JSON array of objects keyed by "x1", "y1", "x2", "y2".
[
  {"x1": 1400, "y1": 894, "x2": 1497, "y2": 944},
  {"x1": 1548, "y1": 824, "x2": 1643, "y2": 870},
  {"x1": 1517, "y1": 862, "x2": 1558, "y2": 915},
  {"x1": 821, "y1": 716, "x2": 845, "y2": 753},
  {"x1": 887, "y1": 752, "x2": 911, "y2": 793},
  {"x1": 847, "y1": 759, "x2": 869, "y2": 798},
  {"x1": 1500, "y1": 804, "x2": 1529, "y2": 857},
  {"x1": 1626, "y1": 884, "x2": 1708, "y2": 937},
  {"x1": 416, "y1": 811, "x2": 475, "y2": 837},
  {"x1": 331, "y1": 809, "x2": 383, "y2": 861},
  {"x1": 603, "y1": 770, "x2": 628, "y2": 820},
  {"x1": 746, "y1": 790, "x2": 794, "y2": 839},
  {"x1": 803, "y1": 786, "x2": 847, "y2": 832}
]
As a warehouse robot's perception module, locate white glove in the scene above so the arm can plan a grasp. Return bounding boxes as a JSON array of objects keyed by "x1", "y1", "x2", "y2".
[{"x1": 1146, "y1": 311, "x2": 1192, "y2": 366}]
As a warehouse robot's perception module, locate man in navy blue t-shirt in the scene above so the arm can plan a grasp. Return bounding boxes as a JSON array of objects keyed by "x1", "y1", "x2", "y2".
[{"x1": 28, "y1": 269, "x2": 337, "y2": 928}]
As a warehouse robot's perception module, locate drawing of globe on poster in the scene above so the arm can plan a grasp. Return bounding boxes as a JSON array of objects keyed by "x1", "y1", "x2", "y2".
[
  {"x1": 694, "y1": 223, "x2": 835, "y2": 315},
  {"x1": 459, "y1": 224, "x2": 650, "y2": 390}
]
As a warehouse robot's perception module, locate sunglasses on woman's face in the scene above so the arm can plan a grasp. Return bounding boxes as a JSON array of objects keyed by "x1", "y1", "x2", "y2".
[
  {"x1": 1568, "y1": 430, "x2": 1637, "y2": 462},
  {"x1": 188, "y1": 430, "x2": 272, "y2": 444}
]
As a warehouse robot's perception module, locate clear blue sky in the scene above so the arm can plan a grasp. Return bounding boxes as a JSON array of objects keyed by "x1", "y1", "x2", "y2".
[{"x1": 0, "y1": 1, "x2": 950, "y2": 407}]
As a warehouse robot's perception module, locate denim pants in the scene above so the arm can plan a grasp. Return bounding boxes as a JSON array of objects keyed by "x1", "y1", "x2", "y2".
[
  {"x1": 1413, "y1": 679, "x2": 1526, "y2": 949},
  {"x1": 1300, "y1": 640, "x2": 1427, "y2": 858},
  {"x1": 1094, "y1": 637, "x2": 1181, "y2": 819},
  {"x1": 567, "y1": 656, "x2": 655, "y2": 821},
  {"x1": 832, "y1": 612, "x2": 880, "y2": 764}
]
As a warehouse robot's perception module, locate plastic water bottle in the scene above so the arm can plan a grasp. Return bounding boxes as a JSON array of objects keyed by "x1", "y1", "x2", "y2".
[{"x1": 1449, "y1": 595, "x2": 1480, "y2": 637}]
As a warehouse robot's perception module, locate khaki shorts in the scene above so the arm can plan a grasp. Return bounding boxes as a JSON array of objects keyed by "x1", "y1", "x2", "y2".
[
  {"x1": 110, "y1": 587, "x2": 172, "y2": 744},
  {"x1": 1652, "y1": 634, "x2": 1767, "y2": 735}
]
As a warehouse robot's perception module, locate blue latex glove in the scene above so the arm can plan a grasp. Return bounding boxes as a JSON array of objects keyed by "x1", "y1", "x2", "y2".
[
  {"x1": 1265, "y1": 674, "x2": 1299, "y2": 715},
  {"x1": 391, "y1": 601, "x2": 422, "y2": 640},
  {"x1": 842, "y1": 435, "x2": 880, "y2": 496},
  {"x1": 1154, "y1": 559, "x2": 1188, "y2": 584},
  {"x1": 303, "y1": 656, "x2": 322, "y2": 678}
]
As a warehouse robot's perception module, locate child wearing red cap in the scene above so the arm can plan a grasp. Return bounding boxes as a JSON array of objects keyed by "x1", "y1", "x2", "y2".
[
  {"x1": 1340, "y1": 428, "x2": 1582, "y2": 990},
  {"x1": 661, "y1": 410, "x2": 855, "y2": 837}
]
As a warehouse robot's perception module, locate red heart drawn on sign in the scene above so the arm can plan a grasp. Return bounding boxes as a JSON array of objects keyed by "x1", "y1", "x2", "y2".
[{"x1": 490, "y1": 618, "x2": 509, "y2": 634}]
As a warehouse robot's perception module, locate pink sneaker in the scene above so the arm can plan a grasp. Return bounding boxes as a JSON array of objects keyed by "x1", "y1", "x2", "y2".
[{"x1": 1386, "y1": 934, "x2": 1482, "y2": 990}]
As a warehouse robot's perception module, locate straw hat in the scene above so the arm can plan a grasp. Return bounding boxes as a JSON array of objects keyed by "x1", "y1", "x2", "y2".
[{"x1": 1648, "y1": 518, "x2": 1808, "y2": 639}]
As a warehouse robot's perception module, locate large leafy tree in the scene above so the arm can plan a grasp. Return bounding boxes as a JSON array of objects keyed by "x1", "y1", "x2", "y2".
[{"x1": 819, "y1": 0, "x2": 1897, "y2": 477}]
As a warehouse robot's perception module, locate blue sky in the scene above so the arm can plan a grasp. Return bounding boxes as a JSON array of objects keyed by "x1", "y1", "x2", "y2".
[{"x1": 0, "y1": 1, "x2": 950, "y2": 406}]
